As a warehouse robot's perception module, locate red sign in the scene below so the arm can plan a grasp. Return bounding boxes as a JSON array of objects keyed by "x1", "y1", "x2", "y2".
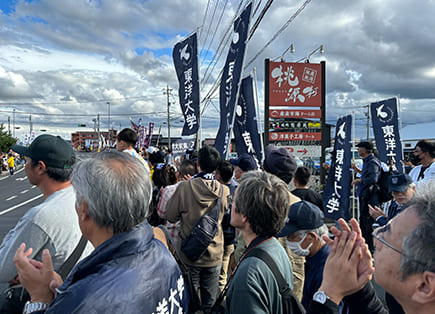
[
  {"x1": 269, "y1": 109, "x2": 321, "y2": 119},
  {"x1": 269, "y1": 132, "x2": 322, "y2": 141},
  {"x1": 269, "y1": 62, "x2": 322, "y2": 107}
]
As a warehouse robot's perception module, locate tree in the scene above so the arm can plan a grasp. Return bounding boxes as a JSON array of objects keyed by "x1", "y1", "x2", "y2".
[{"x1": 0, "y1": 123, "x2": 18, "y2": 153}]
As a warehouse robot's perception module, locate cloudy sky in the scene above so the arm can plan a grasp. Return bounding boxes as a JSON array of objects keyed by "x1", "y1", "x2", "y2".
[{"x1": 0, "y1": 0, "x2": 434, "y2": 143}]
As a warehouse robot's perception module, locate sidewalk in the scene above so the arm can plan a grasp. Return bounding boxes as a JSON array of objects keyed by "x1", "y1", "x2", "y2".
[{"x1": 0, "y1": 164, "x2": 24, "y2": 179}]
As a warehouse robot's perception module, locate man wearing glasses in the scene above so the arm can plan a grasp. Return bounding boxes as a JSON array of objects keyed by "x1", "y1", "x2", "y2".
[
  {"x1": 409, "y1": 140, "x2": 435, "y2": 188},
  {"x1": 309, "y1": 185, "x2": 435, "y2": 314},
  {"x1": 369, "y1": 172, "x2": 416, "y2": 227}
]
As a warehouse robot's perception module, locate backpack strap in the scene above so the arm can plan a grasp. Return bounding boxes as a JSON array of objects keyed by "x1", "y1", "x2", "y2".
[
  {"x1": 207, "y1": 185, "x2": 224, "y2": 221},
  {"x1": 246, "y1": 249, "x2": 306, "y2": 314},
  {"x1": 57, "y1": 235, "x2": 88, "y2": 280}
]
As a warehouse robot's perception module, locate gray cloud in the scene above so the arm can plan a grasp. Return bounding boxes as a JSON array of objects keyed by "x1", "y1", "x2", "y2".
[{"x1": 0, "y1": 0, "x2": 434, "y2": 141}]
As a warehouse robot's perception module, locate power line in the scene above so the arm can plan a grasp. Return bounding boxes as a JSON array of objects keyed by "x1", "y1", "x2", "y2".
[
  {"x1": 244, "y1": 0, "x2": 312, "y2": 70},
  {"x1": 0, "y1": 109, "x2": 167, "y2": 117},
  {"x1": 200, "y1": 0, "x2": 244, "y2": 89},
  {"x1": 199, "y1": 0, "x2": 212, "y2": 43},
  {"x1": 199, "y1": 0, "x2": 220, "y2": 59},
  {"x1": 200, "y1": 0, "x2": 229, "y2": 67},
  {"x1": 0, "y1": 93, "x2": 165, "y2": 106},
  {"x1": 248, "y1": 0, "x2": 274, "y2": 40}
]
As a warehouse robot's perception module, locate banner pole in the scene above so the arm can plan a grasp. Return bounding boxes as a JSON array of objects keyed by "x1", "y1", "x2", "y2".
[
  {"x1": 352, "y1": 111, "x2": 357, "y2": 220},
  {"x1": 196, "y1": 28, "x2": 202, "y2": 150},
  {"x1": 253, "y1": 68, "x2": 265, "y2": 163},
  {"x1": 397, "y1": 94, "x2": 403, "y2": 168}
]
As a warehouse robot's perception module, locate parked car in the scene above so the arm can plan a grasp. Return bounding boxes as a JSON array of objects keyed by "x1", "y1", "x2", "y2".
[{"x1": 294, "y1": 156, "x2": 304, "y2": 168}]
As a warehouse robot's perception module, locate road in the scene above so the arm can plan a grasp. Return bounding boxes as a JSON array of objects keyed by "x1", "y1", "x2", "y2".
[
  {"x1": 0, "y1": 152, "x2": 92, "y2": 243},
  {"x1": 0, "y1": 167, "x2": 44, "y2": 242}
]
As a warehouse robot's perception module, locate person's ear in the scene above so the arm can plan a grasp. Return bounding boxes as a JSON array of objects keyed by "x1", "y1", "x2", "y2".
[
  {"x1": 77, "y1": 200, "x2": 90, "y2": 222},
  {"x1": 411, "y1": 271, "x2": 435, "y2": 304},
  {"x1": 37, "y1": 161, "x2": 47, "y2": 174}
]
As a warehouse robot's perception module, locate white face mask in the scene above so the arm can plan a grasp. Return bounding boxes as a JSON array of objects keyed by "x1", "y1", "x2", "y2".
[{"x1": 286, "y1": 233, "x2": 312, "y2": 257}]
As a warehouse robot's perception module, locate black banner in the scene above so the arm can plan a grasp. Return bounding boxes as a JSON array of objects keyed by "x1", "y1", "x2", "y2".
[
  {"x1": 234, "y1": 75, "x2": 262, "y2": 162},
  {"x1": 323, "y1": 115, "x2": 353, "y2": 220},
  {"x1": 173, "y1": 32, "x2": 200, "y2": 136},
  {"x1": 215, "y1": 2, "x2": 252, "y2": 157},
  {"x1": 371, "y1": 97, "x2": 403, "y2": 172}
]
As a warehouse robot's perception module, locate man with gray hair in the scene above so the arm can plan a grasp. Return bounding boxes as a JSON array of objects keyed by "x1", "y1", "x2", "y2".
[
  {"x1": 14, "y1": 151, "x2": 188, "y2": 313},
  {"x1": 309, "y1": 184, "x2": 435, "y2": 313}
]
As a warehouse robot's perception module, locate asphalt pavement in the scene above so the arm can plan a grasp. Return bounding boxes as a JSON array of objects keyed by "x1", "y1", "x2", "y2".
[{"x1": 0, "y1": 165, "x2": 44, "y2": 243}]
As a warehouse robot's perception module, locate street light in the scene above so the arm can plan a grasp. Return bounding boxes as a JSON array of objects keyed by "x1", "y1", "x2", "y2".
[{"x1": 295, "y1": 45, "x2": 324, "y2": 63}]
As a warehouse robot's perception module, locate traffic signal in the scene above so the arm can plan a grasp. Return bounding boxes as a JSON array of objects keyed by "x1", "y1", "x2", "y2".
[{"x1": 78, "y1": 124, "x2": 86, "y2": 127}]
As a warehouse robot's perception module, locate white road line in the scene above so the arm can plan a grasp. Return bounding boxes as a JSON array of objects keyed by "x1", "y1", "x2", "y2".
[
  {"x1": 0, "y1": 194, "x2": 43, "y2": 216},
  {"x1": 0, "y1": 167, "x2": 25, "y2": 181},
  {"x1": 31, "y1": 186, "x2": 37, "y2": 189},
  {"x1": 20, "y1": 189, "x2": 29, "y2": 194},
  {"x1": 6, "y1": 195, "x2": 17, "y2": 201}
]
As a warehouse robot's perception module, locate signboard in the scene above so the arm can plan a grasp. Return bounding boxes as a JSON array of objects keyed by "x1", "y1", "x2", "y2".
[
  {"x1": 269, "y1": 62, "x2": 322, "y2": 107},
  {"x1": 172, "y1": 138, "x2": 196, "y2": 156},
  {"x1": 269, "y1": 132, "x2": 322, "y2": 141},
  {"x1": 280, "y1": 145, "x2": 322, "y2": 158},
  {"x1": 269, "y1": 109, "x2": 321, "y2": 119}
]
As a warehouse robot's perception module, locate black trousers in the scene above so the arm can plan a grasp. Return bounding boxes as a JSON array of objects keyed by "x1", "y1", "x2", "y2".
[{"x1": 359, "y1": 195, "x2": 377, "y2": 253}]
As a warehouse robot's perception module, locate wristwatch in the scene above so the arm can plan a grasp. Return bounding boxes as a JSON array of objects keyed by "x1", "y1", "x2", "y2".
[
  {"x1": 313, "y1": 291, "x2": 330, "y2": 304},
  {"x1": 23, "y1": 301, "x2": 49, "y2": 313}
]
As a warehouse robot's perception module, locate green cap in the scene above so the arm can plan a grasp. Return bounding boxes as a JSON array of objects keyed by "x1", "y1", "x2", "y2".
[{"x1": 11, "y1": 134, "x2": 75, "y2": 169}]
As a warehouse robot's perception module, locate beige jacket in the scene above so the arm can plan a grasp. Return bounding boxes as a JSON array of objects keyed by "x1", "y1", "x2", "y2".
[{"x1": 166, "y1": 178, "x2": 230, "y2": 267}]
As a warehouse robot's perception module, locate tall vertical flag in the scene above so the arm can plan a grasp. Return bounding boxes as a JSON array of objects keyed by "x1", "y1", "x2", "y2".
[
  {"x1": 234, "y1": 75, "x2": 262, "y2": 162},
  {"x1": 130, "y1": 117, "x2": 139, "y2": 132},
  {"x1": 145, "y1": 122, "x2": 154, "y2": 147},
  {"x1": 371, "y1": 97, "x2": 403, "y2": 172},
  {"x1": 323, "y1": 115, "x2": 353, "y2": 221},
  {"x1": 173, "y1": 32, "x2": 200, "y2": 136},
  {"x1": 215, "y1": 2, "x2": 253, "y2": 158}
]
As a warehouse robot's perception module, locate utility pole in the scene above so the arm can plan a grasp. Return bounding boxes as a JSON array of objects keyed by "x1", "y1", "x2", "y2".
[
  {"x1": 13, "y1": 108, "x2": 16, "y2": 137},
  {"x1": 97, "y1": 113, "x2": 101, "y2": 152},
  {"x1": 29, "y1": 115, "x2": 33, "y2": 135},
  {"x1": 8, "y1": 116, "x2": 10, "y2": 135},
  {"x1": 163, "y1": 86, "x2": 173, "y2": 150},
  {"x1": 107, "y1": 102, "x2": 111, "y2": 146}
]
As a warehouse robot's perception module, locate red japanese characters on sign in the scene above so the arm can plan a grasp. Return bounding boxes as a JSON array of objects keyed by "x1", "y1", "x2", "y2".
[
  {"x1": 269, "y1": 109, "x2": 321, "y2": 119},
  {"x1": 269, "y1": 132, "x2": 322, "y2": 141},
  {"x1": 269, "y1": 62, "x2": 322, "y2": 107}
]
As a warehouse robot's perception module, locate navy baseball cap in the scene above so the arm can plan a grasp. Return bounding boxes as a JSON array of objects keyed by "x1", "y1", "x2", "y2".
[
  {"x1": 277, "y1": 201, "x2": 324, "y2": 237},
  {"x1": 230, "y1": 153, "x2": 257, "y2": 172},
  {"x1": 11, "y1": 134, "x2": 75, "y2": 169},
  {"x1": 389, "y1": 172, "x2": 413, "y2": 193},
  {"x1": 263, "y1": 145, "x2": 297, "y2": 177}
]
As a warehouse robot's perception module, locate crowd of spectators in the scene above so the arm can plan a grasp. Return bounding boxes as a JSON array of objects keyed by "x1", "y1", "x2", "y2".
[{"x1": 1, "y1": 130, "x2": 434, "y2": 314}]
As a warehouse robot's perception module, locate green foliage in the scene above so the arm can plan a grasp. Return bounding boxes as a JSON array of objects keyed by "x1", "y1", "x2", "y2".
[{"x1": 0, "y1": 123, "x2": 18, "y2": 153}]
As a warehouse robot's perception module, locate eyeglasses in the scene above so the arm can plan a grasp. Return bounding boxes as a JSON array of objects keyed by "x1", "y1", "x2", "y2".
[
  {"x1": 372, "y1": 224, "x2": 404, "y2": 256},
  {"x1": 372, "y1": 224, "x2": 428, "y2": 268}
]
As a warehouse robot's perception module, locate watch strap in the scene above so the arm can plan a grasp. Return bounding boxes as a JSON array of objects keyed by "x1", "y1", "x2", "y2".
[{"x1": 23, "y1": 301, "x2": 49, "y2": 313}]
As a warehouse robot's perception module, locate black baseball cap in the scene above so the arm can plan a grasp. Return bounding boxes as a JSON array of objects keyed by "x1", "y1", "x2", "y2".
[
  {"x1": 11, "y1": 134, "x2": 75, "y2": 169},
  {"x1": 389, "y1": 172, "x2": 413, "y2": 193},
  {"x1": 356, "y1": 141, "x2": 373, "y2": 150},
  {"x1": 277, "y1": 201, "x2": 324, "y2": 237}
]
